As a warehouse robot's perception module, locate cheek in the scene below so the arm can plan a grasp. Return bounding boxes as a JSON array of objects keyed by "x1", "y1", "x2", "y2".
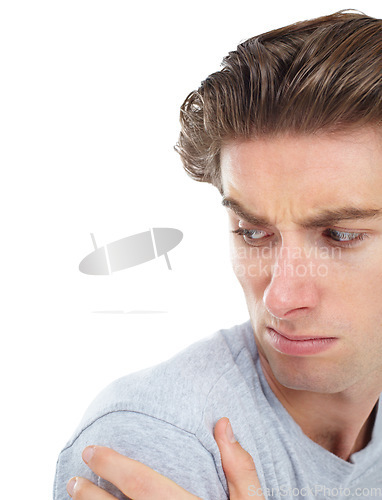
[
  {"x1": 330, "y1": 251, "x2": 382, "y2": 316},
  {"x1": 230, "y1": 239, "x2": 269, "y2": 298},
  {"x1": 338, "y1": 267, "x2": 382, "y2": 326}
]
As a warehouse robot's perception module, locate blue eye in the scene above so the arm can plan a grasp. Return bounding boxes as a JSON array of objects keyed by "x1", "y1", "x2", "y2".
[
  {"x1": 324, "y1": 229, "x2": 369, "y2": 246},
  {"x1": 326, "y1": 229, "x2": 359, "y2": 241},
  {"x1": 231, "y1": 228, "x2": 269, "y2": 246},
  {"x1": 234, "y1": 228, "x2": 266, "y2": 239}
]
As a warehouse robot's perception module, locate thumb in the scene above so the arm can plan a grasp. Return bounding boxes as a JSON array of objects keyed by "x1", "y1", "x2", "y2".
[{"x1": 214, "y1": 417, "x2": 264, "y2": 499}]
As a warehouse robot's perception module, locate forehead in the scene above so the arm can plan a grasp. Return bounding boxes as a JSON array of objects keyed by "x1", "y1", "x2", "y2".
[{"x1": 220, "y1": 129, "x2": 382, "y2": 216}]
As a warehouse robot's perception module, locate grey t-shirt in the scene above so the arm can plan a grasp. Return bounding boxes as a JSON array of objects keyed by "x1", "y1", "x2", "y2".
[{"x1": 54, "y1": 320, "x2": 382, "y2": 499}]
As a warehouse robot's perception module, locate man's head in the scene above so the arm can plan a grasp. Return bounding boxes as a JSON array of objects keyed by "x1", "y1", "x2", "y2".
[{"x1": 176, "y1": 11, "x2": 382, "y2": 397}]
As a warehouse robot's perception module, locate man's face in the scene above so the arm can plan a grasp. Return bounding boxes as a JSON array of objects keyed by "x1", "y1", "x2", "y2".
[{"x1": 221, "y1": 128, "x2": 382, "y2": 396}]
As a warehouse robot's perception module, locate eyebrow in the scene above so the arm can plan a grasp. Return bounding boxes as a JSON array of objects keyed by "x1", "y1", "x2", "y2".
[{"x1": 221, "y1": 197, "x2": 382, "y2": 229}]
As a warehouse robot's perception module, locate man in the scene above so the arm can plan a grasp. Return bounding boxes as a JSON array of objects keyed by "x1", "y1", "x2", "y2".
[{"x1": 54, "y1": 9, "x2": 382, "y2": 499}]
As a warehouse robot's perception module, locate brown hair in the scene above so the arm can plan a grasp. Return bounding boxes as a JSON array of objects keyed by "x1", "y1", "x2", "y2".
[{"x1": 175, "y1": 10, "x2": 382, "y2": 195}]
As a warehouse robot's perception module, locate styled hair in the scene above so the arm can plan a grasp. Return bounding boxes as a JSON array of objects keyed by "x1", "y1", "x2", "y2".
[{"x1": 175, "y1": 10, "x2": 382, "y2": 195}]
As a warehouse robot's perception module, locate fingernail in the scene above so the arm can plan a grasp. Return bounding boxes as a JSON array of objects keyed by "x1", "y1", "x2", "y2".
[
  {"x1": 82, "y1": 445, "x2": 96, "y2": 464},
  {"x1": 225, "y1": 420, "x2": 237, "y2": 443},
  {"x1": 67, "y1": 477, "x2": 77, "y2": 497}
]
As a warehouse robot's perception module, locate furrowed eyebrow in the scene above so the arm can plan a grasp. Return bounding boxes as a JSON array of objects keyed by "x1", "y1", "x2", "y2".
[
  {"x1": 299, "y1": 207, "x2": 382, "y2": 228},
  {"x1": 221, "y1": 197, "x2": 273, "y2": 228},
  {"x1": 221, "y1": 197, "x2": 382, "y2": 229}
]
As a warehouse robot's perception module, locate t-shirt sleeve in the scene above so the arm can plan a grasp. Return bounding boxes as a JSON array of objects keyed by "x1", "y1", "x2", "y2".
[{"x1": 53, "y1": 410, "x2": 228, "y2": 500}]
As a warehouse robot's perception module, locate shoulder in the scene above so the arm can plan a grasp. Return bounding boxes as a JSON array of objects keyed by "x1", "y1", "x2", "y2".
[
  {"x1": 55, "y1": 320, "x2": 256, "y2": 499},
  {"x1": 69, "y1": 319, "x2": 255, "y2": 443}
]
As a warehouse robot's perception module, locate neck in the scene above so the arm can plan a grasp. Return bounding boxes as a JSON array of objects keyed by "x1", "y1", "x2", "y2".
[{"x1": 259, "y1": 354, "x2": 380, "y2": 461}]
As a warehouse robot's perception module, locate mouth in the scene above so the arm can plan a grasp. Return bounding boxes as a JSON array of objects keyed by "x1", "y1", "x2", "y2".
[
  {"x1": 265, "y1": 327, "x2": 338, "y2": 356},
  {"x1": 269, "y1": 327, "x2": 337, "y2": 342}
]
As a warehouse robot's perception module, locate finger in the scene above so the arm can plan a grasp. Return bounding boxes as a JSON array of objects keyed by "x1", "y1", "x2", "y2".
[
  {"x1": 67, "y1": 476, "x2": 117, "y2": 499},
  {"x1": 214, "y1": 418, "x2": 264, "y2": 499},
  {"x1": 82, "y1": 445, "x2": 201, "y2": 500}
]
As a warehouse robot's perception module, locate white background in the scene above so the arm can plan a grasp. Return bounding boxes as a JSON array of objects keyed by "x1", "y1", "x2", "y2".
[{"x1": 0, "y1": 1, "x2": 380, "y2": 498}]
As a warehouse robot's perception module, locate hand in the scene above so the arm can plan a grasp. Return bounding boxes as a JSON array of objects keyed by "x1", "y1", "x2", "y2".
[{"x1": 66, "y1": 417, "x2": 264, "y2": 499}]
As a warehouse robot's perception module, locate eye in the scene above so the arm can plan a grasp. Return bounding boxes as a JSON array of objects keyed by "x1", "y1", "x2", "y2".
[
  {"x1": 323, "y1": 229, "x2": 369, "y2": 246},
  {"x1": 232, "y1": 228, "x2": 271, "y2": 246}
]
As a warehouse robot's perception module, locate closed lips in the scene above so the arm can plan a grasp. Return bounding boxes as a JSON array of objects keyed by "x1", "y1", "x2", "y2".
[{"x1": 268, "y1": 327, "x2": 336, "y2": 341}]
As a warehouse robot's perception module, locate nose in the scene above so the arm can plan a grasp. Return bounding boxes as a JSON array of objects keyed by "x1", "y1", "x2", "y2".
[{"x1": 263, "y1": 246, "x2": 320, "y2": 320}]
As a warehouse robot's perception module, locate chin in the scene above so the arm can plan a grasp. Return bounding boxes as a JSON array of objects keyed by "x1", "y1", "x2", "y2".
[
  {"x1": 268, "y1": 355, "x2": 349, "y2": 394},
  {"x1": 275, "y1": 372, "x2": 337, "y2": 393}
]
